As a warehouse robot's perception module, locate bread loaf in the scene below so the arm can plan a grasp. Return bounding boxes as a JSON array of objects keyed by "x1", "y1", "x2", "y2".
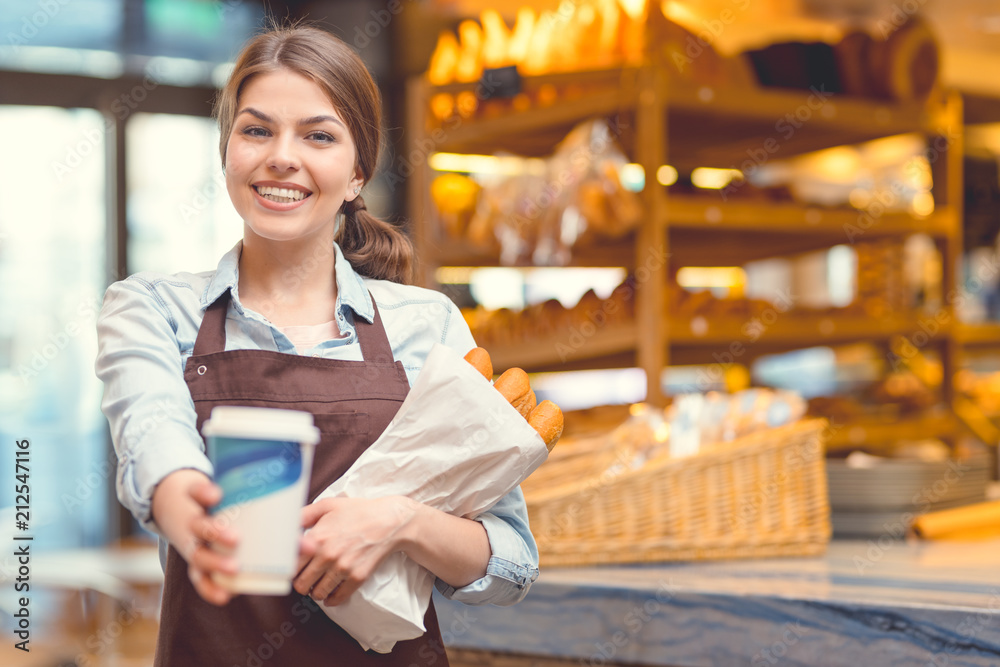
[
  {"x1": 463, "y1": 347, "x2": 493, "y2": 380},
  {"x1": 528, "y1": 400, "x2": 564, "y2": 451},
  {"x1": 524, "y1": 389, "x2": 537, "y2": 416},
  {"x1": 493, "y1": 367, "x2": 533, "y2": 417}
]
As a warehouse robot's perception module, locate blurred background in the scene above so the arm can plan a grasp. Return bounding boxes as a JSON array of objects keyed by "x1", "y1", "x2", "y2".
[{"x1": 1, "y1": 0, "x2": 1000, "y2": 665}]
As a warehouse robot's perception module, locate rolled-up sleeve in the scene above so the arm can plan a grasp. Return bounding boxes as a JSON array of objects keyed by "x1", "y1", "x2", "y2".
[
  {"x1": 434, "y1": 486, "x2": 540, "y2": 606},
  {"x1": 432, "y1": 296, "x2": 541, "y2": 604},
  {"x1": 95, "y1": 278, "x2": 212, "y2": 535}
]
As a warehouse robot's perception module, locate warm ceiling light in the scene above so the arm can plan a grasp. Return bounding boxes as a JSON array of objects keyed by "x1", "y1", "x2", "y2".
[
  {"x1": 691, "y1": 168, "x2": 742, "y2": 189},
  {"x1": 618, "y1": 0, "x2": 647, "y2": 21},
  {"x1": 429, "y1": 152, "x2": 546, "y2": 175},
  {"x1": 657, "y1": 165, "x2": 678, "y2": 186},
  {"x1": 677, "y1": 266, "x2": 747, "y2": 290}
]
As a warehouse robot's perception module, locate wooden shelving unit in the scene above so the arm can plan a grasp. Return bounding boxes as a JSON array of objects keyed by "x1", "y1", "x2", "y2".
[{"x1": 406, "y1": 55, "x2": 965, "y2": 434}]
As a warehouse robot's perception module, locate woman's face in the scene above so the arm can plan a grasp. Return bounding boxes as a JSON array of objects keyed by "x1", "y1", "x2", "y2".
[{"x1": 225, "y1": 69, "x2": 363, "y2": 246}]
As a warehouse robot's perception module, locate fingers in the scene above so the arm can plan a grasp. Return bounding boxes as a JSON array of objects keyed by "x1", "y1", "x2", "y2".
[
  {"x1": 189, "y1": 542, "x2": 238, "y2": 579},
  {"x1": 310, "y1": 569, "x2": 349, "y2": 603},
  {"x1": 191, "y1": 514, "x2": 238, "y2": 551},
  {"x1": 292, "y1": 555, "x2": 326, "y2": 597},
  {"x1": 189, "y1": 565, "x2": 234, "y2": 606},
  {"x1": 189, "y1": 479, "x2": 223, "y2": 510},
  {"x1": 296, "y1": 533, "x2": 317, "y2": 574},
  {"x1": 301, "y1": 498, "x2": 334, "y2": 528},
  {"x1": 324, "y1": 574, "x2": 362, "y2": 607}
]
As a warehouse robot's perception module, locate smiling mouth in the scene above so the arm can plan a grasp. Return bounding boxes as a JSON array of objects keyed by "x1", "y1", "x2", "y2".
[{"x1": 254, "y1": 185, "x2": 311, "y2": 203}]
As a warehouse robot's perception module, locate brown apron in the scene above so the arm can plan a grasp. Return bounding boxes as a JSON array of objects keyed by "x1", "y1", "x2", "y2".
[{"x1": 154, "y1": 288, "x2": 450, "y2": 667}]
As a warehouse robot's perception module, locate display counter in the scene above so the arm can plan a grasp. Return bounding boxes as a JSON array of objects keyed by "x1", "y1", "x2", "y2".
[{"x1": 436, "y1": 539, "x2": 1000, "y2": 667}]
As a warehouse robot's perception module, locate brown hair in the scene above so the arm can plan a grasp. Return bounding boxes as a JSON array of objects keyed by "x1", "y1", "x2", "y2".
[{"x1": 214, "y1": 24, "x2": 413, "y2": 283}]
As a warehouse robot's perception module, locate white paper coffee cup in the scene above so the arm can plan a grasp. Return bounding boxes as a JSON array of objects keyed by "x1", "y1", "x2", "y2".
[{"x1": 203, "y1": 406, "x2": 321, "y2": 595}]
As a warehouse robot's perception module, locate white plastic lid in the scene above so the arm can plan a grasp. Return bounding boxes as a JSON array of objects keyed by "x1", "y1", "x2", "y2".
[{"x1": 202, "y1": 406, "x2": 321, "y2": 445}]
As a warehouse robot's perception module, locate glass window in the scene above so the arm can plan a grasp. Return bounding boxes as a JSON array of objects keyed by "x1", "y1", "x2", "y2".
[
  {"x1": 0, "y1": 0, "x2": 123, "y2": 53},
  {"x1": 126, "y1": 112, "x2": 243, "y2": 274},
  {"x1": 0, "y1": 106, "x2": 109, "y2": 550}
]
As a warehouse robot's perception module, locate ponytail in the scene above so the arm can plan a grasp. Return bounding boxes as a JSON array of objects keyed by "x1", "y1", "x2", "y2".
[{"x1": 337, "y1": 196, "x2": 414, "y2": 284}]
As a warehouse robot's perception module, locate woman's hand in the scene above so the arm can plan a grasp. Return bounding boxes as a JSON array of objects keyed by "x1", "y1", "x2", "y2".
[
  {"x1": 293, "y1": 496, "x2": 415, "y2": 607},
  {"x1": 151, "y1": 469, "x2": 240, "y2": 606},
  {"x1": 294, "y1": 496, "x2": 492, "y2": 607}
]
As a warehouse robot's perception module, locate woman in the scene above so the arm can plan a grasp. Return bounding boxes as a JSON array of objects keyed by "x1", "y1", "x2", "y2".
[{"x1": 96, "y1": 24, "x2": 538, "y2": 666}]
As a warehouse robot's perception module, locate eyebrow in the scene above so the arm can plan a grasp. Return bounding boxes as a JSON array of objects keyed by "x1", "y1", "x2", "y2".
[{"x1": 237, "y1": 107, "x2": 346, "y2": 130}]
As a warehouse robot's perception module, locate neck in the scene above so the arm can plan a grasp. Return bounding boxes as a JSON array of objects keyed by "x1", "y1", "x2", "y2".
[{"x1": 237, "y1": 231, "x2": 338, "y2": 326}]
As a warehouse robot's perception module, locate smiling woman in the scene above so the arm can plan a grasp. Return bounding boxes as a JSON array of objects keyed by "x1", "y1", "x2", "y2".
[
  {"x1": 224, "y1": 70, "x2": 363, "y2": 261},
  {"x1": 94, "y1": 23, "x2": 540, "y2": 667}
]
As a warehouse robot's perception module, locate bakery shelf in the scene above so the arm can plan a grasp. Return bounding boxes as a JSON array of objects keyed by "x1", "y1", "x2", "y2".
[
  {"x1": 409, "y1": 59, "x2": 965, "y2": 410},
  {"x1": 427, "y1": 198, "x2": 957, "y2": 269},
  {"x1": 480, "y1": 311, "x2": 952, "y2": 374},
  {"x1": 486, "y1": 322, "x2": 638, "y2": 374},
  {"x1": 424, "y1": 235, "x2": 636, "y2": 268},
  {"x1": 955, "y1": 323, "x2": 1000, "y2": 347},
  {"x1": 669, "y1": 312, "x2": 954, "y2": 366},
  {"x1": 422, "y1": 68, "x2": 949, "y2": 165},
  {"x1": 825, "y1": 411, "x2": 959, "y2": 451}
]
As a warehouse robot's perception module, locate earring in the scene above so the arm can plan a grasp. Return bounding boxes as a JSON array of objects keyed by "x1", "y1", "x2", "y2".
[{"x1": 353, "y1": 186, "x2": 360, "y2": 195}]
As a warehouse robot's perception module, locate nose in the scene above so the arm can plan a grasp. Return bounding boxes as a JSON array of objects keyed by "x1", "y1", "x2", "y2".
[{"x1": 267, "y1": 133, "x2": 299, "y2": 172}]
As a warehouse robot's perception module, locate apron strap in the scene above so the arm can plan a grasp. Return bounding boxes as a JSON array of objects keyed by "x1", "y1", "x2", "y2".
[
  {"x1": 192, "y1": 290, "x2": 230, "y2": 356},
  {"x1": 193, "y1": 288, "x2": 397, "y2": 365},
  {"x1": 355, "y1": 292, "x2": 396, "y2": 365}
]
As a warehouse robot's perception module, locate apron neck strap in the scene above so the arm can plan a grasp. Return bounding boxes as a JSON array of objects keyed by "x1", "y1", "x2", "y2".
[
  {"x1": 356, "y1": 291, "x2": 395, "y2": 364},
  {"x1": 193, "y1": 288, "x2": 397, "y2": 364},
  {"x1": 192, "y1": 290, "x2": 230, "y2": 356}
]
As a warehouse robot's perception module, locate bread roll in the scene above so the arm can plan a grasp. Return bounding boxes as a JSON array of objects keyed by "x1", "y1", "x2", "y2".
[
  {"x1": 524, "y1": 389, "x2": 537, "y2": 416},
  {"x1": 494, "y1": 367, "x2": 532, "y2": 417},
  {"x1": 463, "y1": 347, "x2": 493, "y2": 381},
  {"x1": 528, "y1": 400, "x2": 564, "y2": 451}
]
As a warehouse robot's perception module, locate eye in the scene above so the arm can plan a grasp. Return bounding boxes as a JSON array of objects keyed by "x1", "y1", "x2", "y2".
[
  {"x1": 241, "y1": 125, "x2": 270, "y2": 138},
  {"x1": 307, "y1": 131, "x2": 336, "y2": 144}
]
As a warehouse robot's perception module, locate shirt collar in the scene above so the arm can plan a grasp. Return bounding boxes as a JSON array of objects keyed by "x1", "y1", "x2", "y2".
[
  {"x1": 200, "y1": 240, "x2": 374, "y2": 323},
  {"x1": 333, "y1": 242, "x2": 374, "y2": 323},
  {"x1": 202, "y1": 241, "x2": 241, "y2": 309}
]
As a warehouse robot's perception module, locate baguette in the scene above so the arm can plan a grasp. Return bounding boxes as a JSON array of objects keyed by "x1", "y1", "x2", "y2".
[
  {"x1": 463, "y1": 347, "x2": 493, "y2": 380},
  {"x1": 528, "y1": 400, "x2": 564, "y2": 451},
  {"x1": 493, "y1": 367, "x2": 533, "y2": 417}
]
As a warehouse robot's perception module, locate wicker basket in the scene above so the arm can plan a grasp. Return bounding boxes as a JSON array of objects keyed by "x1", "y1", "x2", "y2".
[{"x1": 525, "y1": 418, "x2": 831, "y2": 566}]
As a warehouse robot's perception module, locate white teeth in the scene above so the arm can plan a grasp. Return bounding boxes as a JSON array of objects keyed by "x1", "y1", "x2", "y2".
[{"x1": 255, "y1": 186, "x2": 308, "y2": 202}]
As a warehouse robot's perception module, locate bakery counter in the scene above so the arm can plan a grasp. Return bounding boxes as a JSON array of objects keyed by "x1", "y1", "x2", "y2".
[{"x1": 434, "y1": 539, "x2": 1000, "y2": 667}]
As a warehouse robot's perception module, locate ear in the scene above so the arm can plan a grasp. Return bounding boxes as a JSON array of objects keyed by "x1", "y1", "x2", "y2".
[{"x1": 346, "y1": 167, "x2": 364, "y2": 201}]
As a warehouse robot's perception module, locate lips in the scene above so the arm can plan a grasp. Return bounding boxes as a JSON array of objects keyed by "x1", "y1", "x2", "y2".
[{"x1": 253, "y1": 184, "x2": 312, "y2": 203}]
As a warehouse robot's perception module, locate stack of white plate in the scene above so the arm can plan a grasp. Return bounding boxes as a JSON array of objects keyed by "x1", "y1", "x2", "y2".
[{"x1": 826, "y1": 457, "x2": 991, "y2": 537}]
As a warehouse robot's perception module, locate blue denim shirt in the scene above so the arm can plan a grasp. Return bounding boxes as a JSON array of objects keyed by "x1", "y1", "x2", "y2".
[{"x1": 95, "y1": 241, "x2": 539, "y2": 605}]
